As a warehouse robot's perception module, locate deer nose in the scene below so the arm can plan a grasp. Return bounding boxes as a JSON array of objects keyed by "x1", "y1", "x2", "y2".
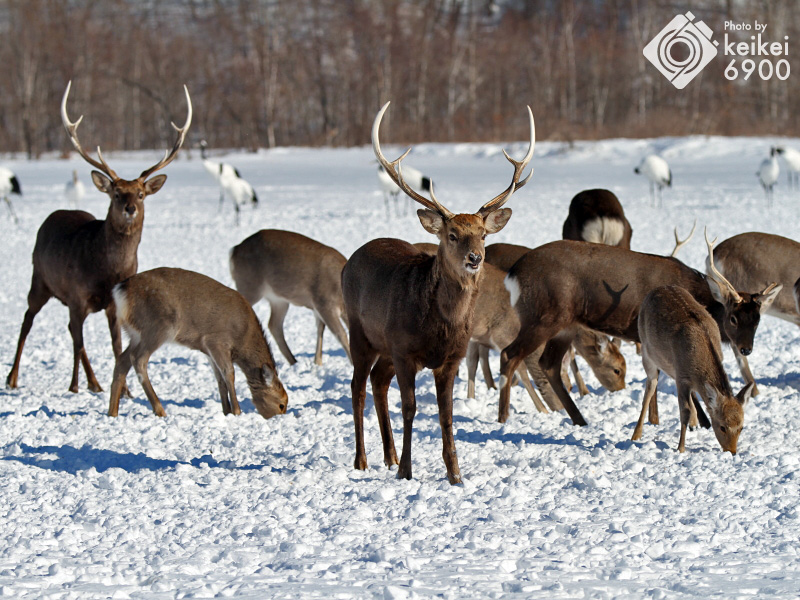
[
  {"x1": 467, "y1": 252, "x2": 482, "y2": 266},
  {"x1": 740, "y1": 347, "x2": 752, "y2": 356},
  {"x1": 125, "y1": 204, "x2": 137, "y2": 216}
]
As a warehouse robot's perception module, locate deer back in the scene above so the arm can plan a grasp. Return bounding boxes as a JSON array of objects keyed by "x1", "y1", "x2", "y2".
[
  {"x1": 712, "y1": 232, "x2": 800, "y2": 320},
  {"x1": 230, "y1": 229, "x2": 347, "y2": 310},
  {"x1": 562, "y1": 189, "x2": 632, "y2": 249},
  {"x1": 484, "y1": 242, "x2": 532, "y2": 272}
]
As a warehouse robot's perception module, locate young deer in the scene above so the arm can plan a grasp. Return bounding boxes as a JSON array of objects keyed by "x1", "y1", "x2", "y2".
[
  {"x1": 230, "y1": 230, "x2": 351, "y2": 366},
  {"x1": 342, "y1": 102, "x2": 535, "y2": 484},
  {"x1": 562, "y1": 189, "x2": 632, "y2": 249},
  {"x1": 498, "y1": 230, "x2": 779, "y2": 426},
  {"x1": 108, "y1": 268, "x2": 288, "y2": 419},
  {"x1": 707, "y1": 231, "x2": 798, "y2": 395},
  {"x1": 7, "y1": 81, "x2": 191, "y2": 394},
  {"x1": 483, "y1": 242, "x2": 626, "y2": 398},
  {"x1": 633, "y1": 285, "x2": 754, "y2": 454}
]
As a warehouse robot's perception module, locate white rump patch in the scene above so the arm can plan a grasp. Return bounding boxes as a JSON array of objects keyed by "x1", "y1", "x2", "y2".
[
  {"x1": 582, "y1": 217, "x2": 625, "y2": 246},
  {"x1": 112, "y1": 284, "x2": 129, "y2": 323},
  {"x1": 504, "y1": 274, "x2": 521, "y2": 307}
]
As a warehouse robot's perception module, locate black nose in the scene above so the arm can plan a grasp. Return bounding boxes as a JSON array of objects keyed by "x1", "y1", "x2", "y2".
[
  {"x1": 125, "y1": 205, "x2": 136, "y2": 215},
  {"x1": 468, "y1": 252, "x2": 482, "y2": 266},
  {"x1": 740, "y1": 347, "x2": 752, "y2": 356}
]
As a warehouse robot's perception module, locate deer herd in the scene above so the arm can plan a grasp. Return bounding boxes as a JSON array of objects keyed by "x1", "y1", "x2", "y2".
[{"x1": 4, "y1": 83, "x2": 797, "y2": 485}]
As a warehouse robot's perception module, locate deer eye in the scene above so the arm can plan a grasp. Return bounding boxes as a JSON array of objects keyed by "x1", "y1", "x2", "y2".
[
  {"x1": 448, "y1": 233, "x2": 458, "y2": 243},
  {"x1": 139, "y1": 192, "x2": 144, "y2": 199},
  {"x1": 730, "y1": 316, "x2": 738, "y2": 327},
  {"x1": 719, "y1": 425, "x2": 727, "y2": 433},
  {"x1": 613, "y1": 368, "x2": 621, "y2": 375}
]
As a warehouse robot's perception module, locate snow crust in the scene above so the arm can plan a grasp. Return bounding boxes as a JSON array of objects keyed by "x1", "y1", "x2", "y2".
[{"x1": 1, "y1": 136, "x2": 800, "y2": 598}]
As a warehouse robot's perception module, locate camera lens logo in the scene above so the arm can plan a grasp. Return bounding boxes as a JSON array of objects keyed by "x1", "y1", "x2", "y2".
[{"x1": 643, "y1": 11, "x2": 719, "y2": 89}]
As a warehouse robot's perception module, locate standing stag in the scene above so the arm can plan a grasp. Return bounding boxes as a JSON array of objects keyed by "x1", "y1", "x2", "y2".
[
  {"x1": 497, "y1": 229, "x2": 780, "y2": 426},
  {"x1": 634, "y1": 285, "x2": 754, "y2": 454},
  {"x1": 230, "y1": 229, "x2": 351, "y2": 366},
  {"x1": 108, "y1": 268, "x2": 288, "y2": 419},
  {"x1": 708, "y1": 231, "x2": 799, "y2": 395},
  {"x1": 342, "y1": 102, "x2": 535, "y2": 484},
  {"x1": 6, "y1": 81, "x2": 191, "y2": 393}
]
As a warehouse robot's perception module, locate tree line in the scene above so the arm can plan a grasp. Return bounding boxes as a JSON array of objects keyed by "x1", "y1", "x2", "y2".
[{"x1": 0, "y1": 0, "x2": 797, "y2": 158}]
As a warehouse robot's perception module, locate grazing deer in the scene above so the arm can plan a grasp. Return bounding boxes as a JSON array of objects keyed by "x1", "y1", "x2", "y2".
[
  {"x1": 562, "y1": 189, "x2": 632, "y2": 249},
  {"x1": 342, "y1": 102, "x2": 535, "y2": 484},
  {"x1": 497, "y1": 229, "x2": 780, "y2": 426},
  {"x1": 483, "y1": 242, "x2": 626, "y2": 398},
  {"x1": 708, "y1": 231, "x2": 797, "y2": 395},
  {"x1": 230, "y1": 229, "x2": 351, "y2": 366},
  {"x1": 108, "y1": 268, "x2": 287, "y2": 418},
  {"x1": 6, "y1": 81, "x2": 191, "y2": 394},
  {"x1": 633, "y1": 285, "x2": 754, "y2": 453}
]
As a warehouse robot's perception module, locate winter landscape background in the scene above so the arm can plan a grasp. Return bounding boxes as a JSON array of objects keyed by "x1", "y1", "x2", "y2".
[{"x1": 1, "y1": 134, "x2": 799, "y2": 598}]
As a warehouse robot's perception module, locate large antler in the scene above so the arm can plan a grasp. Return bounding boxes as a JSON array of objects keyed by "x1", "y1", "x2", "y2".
[
  {"x1": 372, "y1": 102, "x2": 454, "y2": 219},
  {"x1": 138, "y1": 85, "x2": 193, "y2": 180},
  {"x1": 670, "y1": 220, "x2": 697, "y2": 258},
  {"x1": 478, "y1": 106, "x2": 535, "y2": 217},
  {"x1": 61, "y1": 80, "x2": 119, "y2": 180},
  {"x1": 704, "y1": 227, "x2": 743, "y2": 303}
]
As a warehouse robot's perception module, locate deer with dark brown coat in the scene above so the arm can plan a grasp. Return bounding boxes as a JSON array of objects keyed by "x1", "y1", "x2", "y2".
[
  {"x1": 230, "y1": 229, "x2": 351, "y2": 366},
  {"x1": 634, "y1": 285, "x2": 754, "y2": 454},
  {"x1": 342, "y1": 102, "x2": 535, "y2": 484},
  {"x1": 109, "y1": 268, "x2": 288, "y2": 418},
  {"x1": 562, "y1": 189, "x2": 632, "y2": 249},
  {"x1": 6, "y1": 82, "x2": 191, "y2": 394},
  {"x1": 498, "y1": 229, "x2": 780, "y2": 426}
]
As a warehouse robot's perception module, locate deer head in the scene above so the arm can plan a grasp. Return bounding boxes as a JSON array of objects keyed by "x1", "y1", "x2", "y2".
[
  {"x1": 61, "y1": 81, "x2": 192, "y2": 235},
  {"x1": 372, "y1": 102, "x2": 535, "y2": 282},
  {"x1": 704, "y1": 229, "x2": 782, "y2": 357},
  {"x1": 704, "y1": 381, "x2": 754, "y2": 454}
]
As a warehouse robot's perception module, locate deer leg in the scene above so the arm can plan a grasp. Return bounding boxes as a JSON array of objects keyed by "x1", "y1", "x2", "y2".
[
  {"x1": 370, "y1": 356, "x2": 398, "y2": 468},
  {"x1": 130, "y1": 350, "x2": 165, "y2": 417},
  {"x1": 479, "y1": 345, "x2": 495, "y2": 390},
  {"x1": 568, "y1": 346, "x2": 590, "y2": 396},
  {"x1": 648, "y1": 384, "x2": 660, "y2": 425},
  {"x1": 313, "y1": 315, "x2": 326, "y2": 366},
  {"x1": 433, "y1": 359, "x2": 462, "y2": 485},
  {"x1": 514, "y1": 364, "x2": 549, "y2": 413},
  {"x1": 68, "y1": 307, "x2": 102, "y2": 393},
  {"x1": 466, "y1": 341, "x2": 479, "y2": 399},
  {"x1": 677, "y1": 384, "x2": 692, "y2": 453},
  {"x1": 350, "y1": 323, "x2": 377, "y2": 471},
  {"x1": 208, "y1": 346, "x2": 241, "y2": 416},
  {"x1": 524, "y1": 348, "x2": 564, "y2": 411},
  {"x1": 734, "y1": 352, "x2": 759, "y2": 396},
  {"x1": 691, "y1": 393, "x2": 711, "y2": 429},
  {"x1": 318, "y1": 306, "x2": 352, "y2": 364},
  {"x1": 106, "y1": 303, "x2": 131, "y2": 398},
  {"x1": 267, "y1": 300, "x2": 296, "y2": 365},
  {"x1": 499, "y1": 327, "x2": 561, "y2": 422},
  {"x1": 539, "y1": 333, "x2": 588, "y2": 426},
  {"x1": 7, "y1": 275, "x2": 51, "y2": 389},
  {"x1": 108, "y1": 346, "x2": 133, "y2": 417},
  {"x1": 393, "y1": 358, "x2": 419, "y2": 481},
  {"x1": 633, "y1": 354, "x2": 659, "y2": 441},
  {"x1": 208, "y1": 358, "x2": 232, "y2": 415}
]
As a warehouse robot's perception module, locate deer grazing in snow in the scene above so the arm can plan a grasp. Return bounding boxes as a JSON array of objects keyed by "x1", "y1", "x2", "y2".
[
  {"x1": 7, "y1": 81, "x2": 191, "y2": 394},
  {"x1": 108, "y1": 268, "x2": 288, "y2": 419},
  {"x1": 634, "y1": 285, "x2": 754, "y2": 454},
  {"x1": 497, "y1": 229, "x2": 780, "y2": 426},
  {"x1": 562, "y1": 189, "x2": 632, "y2": 249},
  {"x1": 706, "y1": 231, "x2": 799, "y2": 395},
  {"x1": 342, "y1": 102, "x2": 535, "y2": 484},
  {"x1": 230, "y1": 229, "x2": 351, "y2": 366}
]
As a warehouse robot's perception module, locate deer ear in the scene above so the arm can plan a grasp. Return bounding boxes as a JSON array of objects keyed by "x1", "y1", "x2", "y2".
[
  {"x1": 262, "y1": 365, "x2": 274, "y2": 385},
  {"x1": 755, "y1": 283, "x2": 782, "y2": 314},
  {"x1": 417, "y1": 209, "x2": 445, "y2": 235},
  {"x1": 706, "y1": 276, "x2": 730, "y2": 304},
  {"x1": 484, "y1": 208, "x2": 512, "y2": 234},
  {"x1": 144, "y1": 174, "x2": 167, "y2": 195},
  {"x1": 597, "y1": 336, "x2": 609, "y2": 353},
  {"x1": 704, "y1": 383, "x2": 719, "y2": 411},
  {"x1": 91, "y1": 170, "x2": 113, "y2": 193},
  {"x1": 737, "y1": 381, "x2": 755, "y2": 408}
]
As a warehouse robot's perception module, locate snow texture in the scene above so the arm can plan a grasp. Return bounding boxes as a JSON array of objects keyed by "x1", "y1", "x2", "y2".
[{"x1": 1, "y1": 136, "x2": 800, "y2": 598}]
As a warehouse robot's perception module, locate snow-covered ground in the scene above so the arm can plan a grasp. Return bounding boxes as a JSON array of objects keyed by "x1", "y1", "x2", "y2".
[{"x1": 1, "y1": 135, "x2": 800, "y2": 599}]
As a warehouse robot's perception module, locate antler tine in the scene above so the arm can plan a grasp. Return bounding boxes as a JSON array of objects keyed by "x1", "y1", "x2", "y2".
[
  {"x1": 704, "y1": 227, "x2": 742, "y2": 302},
  {"x1": 670, "y1": 219, "x2": 697, "y2": 257},
  {"x1": 138, "y1": 85, "x2": 193, "y2": 180},
  {"x1": 60, "y1": 80, "x2": 119, "y2": 180},
  {"x1": 479, "y1": 105, "x2": 535, "y2": 216},
  {"x1": 372, "y1": 102, "x2": 454, "y2": 219}
]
